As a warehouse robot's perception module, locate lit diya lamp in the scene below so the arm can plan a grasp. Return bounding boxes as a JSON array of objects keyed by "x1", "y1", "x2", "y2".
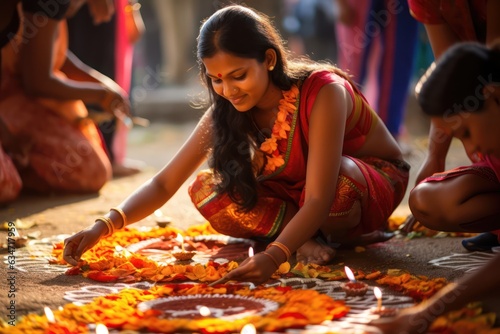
[
  {"x1": 44, "y1": 306, "x2": 55, "y2": 324},
  {"x1": 248, "y1": 246, "x2": 254, "y2": 257},
  {"x1": 7, "y1": 224, "x2": 28, "y2": 248},
  {"x1": 172, "y1": 233, "x2": 195, "y2": 261},
  {"x1": 370, "y1": 287, "x2": 398, "y2": 317},
  {"x1": 240, "y1": 323, "x2": 257, "y2": 334},
  {"x1": 154, "y1": 209, "x2": 172, "y2": 227},
  {"x1": 340, "y1": 266, "x2": 368, "y2": 297},
  {"x1": 199, "y1": 306, "x2": 211, "y2": 317},
  {"x1": 95, "y1": 323, "x2": 109, "y2": 334},
  {"x1": 44, "y1": 306, "x2": 71, "y2": 333}
]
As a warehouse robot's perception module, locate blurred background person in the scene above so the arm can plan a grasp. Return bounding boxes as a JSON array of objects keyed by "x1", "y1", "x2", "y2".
[
  {"x1": 67, "y1": 0, "x2": 146, "y2": 177},
  {"x1": 282, "y1": 0, "x2": 338, "y2": 62},
  {"x1": 404, "y1": 0, "x2": 500, "y2": 252},
  {"x1": 335, "y1": 0, "x2": 419, "y2": 154},
  {"x1": 0, "y1": 0, "x2": 129, "y2": 203}
]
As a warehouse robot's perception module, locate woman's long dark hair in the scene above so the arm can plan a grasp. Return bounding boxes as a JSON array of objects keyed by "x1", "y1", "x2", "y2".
[
  {"x1": 196, "y1": 4, "x2": 350, "y2": 211},
  {"x1": 417, "y1": 42, "x2": 500, "y2": 117}
]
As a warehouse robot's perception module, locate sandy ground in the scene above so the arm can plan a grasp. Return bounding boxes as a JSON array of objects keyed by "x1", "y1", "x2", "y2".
[{"x1": 1, "y1": 95, "x2": 498, "y2": 328}]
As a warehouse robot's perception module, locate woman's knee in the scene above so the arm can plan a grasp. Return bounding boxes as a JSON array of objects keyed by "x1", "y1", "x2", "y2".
[
  {"x1": 409, "y1": 183, "x2": 454, "y2": 229},
  {"x1": 48, "y1": 150, "x2": 111, "y2": 193}
]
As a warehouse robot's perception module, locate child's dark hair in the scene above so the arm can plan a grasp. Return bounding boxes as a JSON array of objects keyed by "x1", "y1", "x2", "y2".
[
  {"x1": 196, "y1": 5, "x2": 349, "y2": 210},
  {"x1": 417, "y1": 41, "x2": 500, "y2": 117}
]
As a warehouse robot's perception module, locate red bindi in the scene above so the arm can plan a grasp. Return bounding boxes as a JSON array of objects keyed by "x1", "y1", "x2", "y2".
[{"x1": 217, "y1": 73, "x2": 222, "y2": 78}]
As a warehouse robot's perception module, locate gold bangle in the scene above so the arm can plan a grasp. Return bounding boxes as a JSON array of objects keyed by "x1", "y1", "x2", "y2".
[
  {"x1": 266, "y1": 241, "x2": 291, "y2": 261},
  {"x1": 259, "y1": 251, "x2": 280, "y2": 269},
  {"x1": 101, "y1": 217, "x2": 114, "y2": 235},
  {"x1": 95, "y1": 217, "x2": 114, "y2": 236},
  {"x1": 110, "y1": 207, "x2": 127, "y2": 229}
]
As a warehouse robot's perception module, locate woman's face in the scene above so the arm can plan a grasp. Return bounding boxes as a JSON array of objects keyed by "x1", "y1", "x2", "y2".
[
  {"x1": 433, "y1": 88, "x2": 500, "y2": 158},
  {"x1": 202, "y1": 51, "x2": 273, "y2": 112}
]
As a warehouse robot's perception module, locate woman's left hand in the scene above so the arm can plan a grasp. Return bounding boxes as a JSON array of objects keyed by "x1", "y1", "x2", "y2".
[
  {"x1": 210, "y1": 252, "x2": 279, "y2": 285},
  {"x1": 369, "y1": 307, "x2": 432, "y2": 334}
]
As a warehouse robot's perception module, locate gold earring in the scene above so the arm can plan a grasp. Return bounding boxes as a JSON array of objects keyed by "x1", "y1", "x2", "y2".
[{"x1": 269, "y1": 66, "x2": 274, "y2": 71}]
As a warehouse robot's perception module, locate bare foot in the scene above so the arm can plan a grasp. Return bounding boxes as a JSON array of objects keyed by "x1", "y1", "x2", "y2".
[
  {"x1": 296, "y1": 238, "x2": 336, "y2": 265},
  {"x1": 340, "y1": 230, "x2": 395, "y2": 248}
]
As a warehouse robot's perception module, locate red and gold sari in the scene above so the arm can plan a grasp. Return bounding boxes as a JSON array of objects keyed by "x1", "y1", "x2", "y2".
[{"x1": 189, "y1": 71, "x2": 409, "y2": 240}]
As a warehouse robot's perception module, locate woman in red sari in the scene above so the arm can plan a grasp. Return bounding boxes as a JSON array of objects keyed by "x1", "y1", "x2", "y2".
[
  {"x1": 63, "y1": 4, "x2": 408, "y2": 284},
  {"x1": 0, "y1": 0, "x2": 128, "y2": 203},
  {"x1": 372, "y1": 41, "x2": 500, "y2": 334},
  {"x1": 404, "y1": 0, "x2": 500, "y2": 251}
]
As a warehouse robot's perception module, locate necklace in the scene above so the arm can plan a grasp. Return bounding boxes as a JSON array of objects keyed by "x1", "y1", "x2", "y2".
[
  {"x1": 250, "y1": 112, "x2": 270, "y2": 142},
  {"x1": 258, "y1": 85, "x2": 299, "y2": 174}
]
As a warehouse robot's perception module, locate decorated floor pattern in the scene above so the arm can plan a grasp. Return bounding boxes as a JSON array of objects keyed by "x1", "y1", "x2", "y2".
[{"x1": 2, "y1": 230, "x2": 499, "y2": 333}]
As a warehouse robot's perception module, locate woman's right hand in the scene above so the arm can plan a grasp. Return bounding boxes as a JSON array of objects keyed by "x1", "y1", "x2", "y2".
[
  {"x1": 62, "y1": 222, "x2": 108, "y2": 266},
  {"x1": 370, "y1": 307, "x2": 433, "y2": 334},
  {"x1": 100, "y1": 87, "x2": 132, "y2": 119}
]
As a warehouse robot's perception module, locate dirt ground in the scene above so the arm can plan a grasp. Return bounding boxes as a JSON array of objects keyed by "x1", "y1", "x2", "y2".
[{"x1": 1, "y1": 95, "x2": 498, "y2": 330}]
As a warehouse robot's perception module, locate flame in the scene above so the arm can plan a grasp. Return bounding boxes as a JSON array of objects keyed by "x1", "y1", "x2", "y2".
[
  {"x1": 154, "y1": 209, "x2": 163, "y2": 217},
  {"x1": 95, "y1": 323, "x2": 109, "y2": 334},
  {"x1": 344, "y1": 266, "x2": 355, "y2": 282},
  {"x1": 176, "y1": 233, "x2": 186, "y2": 252},
  {"x1": 199, "y1": 306, "x2": 211, "y2": 317},
  {"x1": 44, "y1": 307, "x2": 55, "y2": 323},
  {"x1": 248, "y1": 247, "x2": 254, "y2": 257},
  {"x1": 240, "y1": 323, "x2": 257, "y2": 334},
  {"x1": 374, "y1": 287, "x2": 383, "y2": 310},
  {"x1": 114, "y1": 245, "x2": 132, "y2": 258}
]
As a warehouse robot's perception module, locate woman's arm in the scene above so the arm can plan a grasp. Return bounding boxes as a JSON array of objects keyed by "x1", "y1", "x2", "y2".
[
  {"x1": 373, "y1": 252, "x2": 500, "y2": 334},
  {"x1": 19, "y1": 14, "x2": 129, "y2": 117},
  {"x1": 62, "y1": 50, "x2": 127, "y2": 99},
  {"x1": 63, "y1": 111, "x2": 212, "y2": 265},
  {"x1": 423, "y1": 23, "x2": 460, "y2": 59},
  {"x1": 19, "y1": 15, "x2": 107, "y2": 105},
  {"x1": 415, "y1": 119, "x2": 451, "y2": 183},
  {"x1": 272, "y1": 83, "x2": 349, "y2": 259},
  {"x1": 120, "y1": 111, "x2": 212, "y2": 224}
]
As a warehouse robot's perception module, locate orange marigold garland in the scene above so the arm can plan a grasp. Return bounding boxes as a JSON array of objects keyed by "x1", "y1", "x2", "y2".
[
  {"x1": 51, "y1": 224, "x2": 289, "y2": 283},
  {"x1": 260, "y1": 85, "x2": 299, "y2": 174}
]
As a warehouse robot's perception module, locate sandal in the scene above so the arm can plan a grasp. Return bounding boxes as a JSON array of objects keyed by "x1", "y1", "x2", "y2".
[{"x1": 461, "y1": 232, "x2": 500, "y2": 252}]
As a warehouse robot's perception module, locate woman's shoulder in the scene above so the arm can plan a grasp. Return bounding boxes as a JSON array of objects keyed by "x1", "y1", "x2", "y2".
[{"x1": 301, "y1": 70, "x2": 349, "y2": 96}]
